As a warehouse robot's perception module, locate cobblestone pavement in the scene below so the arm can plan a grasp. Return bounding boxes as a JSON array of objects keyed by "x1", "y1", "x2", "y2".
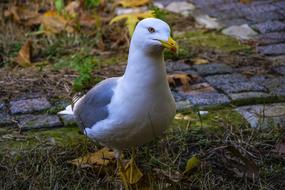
[
  {"x1": 191, "y1": 0, "x2": 285, "y2": 59},
  {"x1": 1, "y1": 0, "x2": 285, "y2": 130},
  {"x1": 166, "y1": 60, "x2": 285, "y2": 127}
]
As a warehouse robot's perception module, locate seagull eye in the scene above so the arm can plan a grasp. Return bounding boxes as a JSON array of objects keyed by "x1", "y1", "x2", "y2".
[{"x1": 148, "y1": 27, "x2": 155, "y2": 33}]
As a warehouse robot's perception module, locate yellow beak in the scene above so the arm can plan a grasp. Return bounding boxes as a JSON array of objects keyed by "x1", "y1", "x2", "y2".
[{"x1": 159, "y1": 37, "x2": 178, "y2": 53}]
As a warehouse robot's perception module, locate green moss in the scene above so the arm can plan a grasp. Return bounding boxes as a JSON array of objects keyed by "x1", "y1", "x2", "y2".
[
  {"x1": 172, "y1": 108, "x2": 248, "y2": 133},
  {"x1": 232, "y1": 95, "x2": 285, "y2": 106},
  {"x1": 176, "y1": 30, "x2": 252, "y2": 53},
  {"x1": 0, "y1": 127, "x2": 87, "y2": 152},
  {"x1": 164, "y1": 47, "x2": 194, "y2": 60},
  {"x1": 29, "y1": 127, "x2": 87, "y2": 145}
]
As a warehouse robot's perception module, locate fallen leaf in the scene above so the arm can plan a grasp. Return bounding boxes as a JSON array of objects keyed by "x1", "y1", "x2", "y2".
[
  {"x1": 123, "y1": 160, "x2": 143, "y2": 184},
  {"x1": 4, "y1": 5, "x2": 40, "y2": 25},
  {"x1": 167, "y1": 73, "x2": 191, "y2": 91},
  {"x1": 41, "y1": 11, "x2": 74, "y2": 34},
  {"x1": 68, "y1": 147, "x2": 116, "y2": 167},
  {"x1": 117, "y1": 0, "x2": 150, "y2": 8},
  {"x1": 110, "y1": 11, "x2": 155, "y2": 35},
  {"x1": 180, "y1": 82, "x2": 215, "y2": 95},
  {"x1": 175, "y1": 113, "x2": 193, "y2": 121},
  {"x1": 15, "y1": 40, "x2": 33, "y2": 67},
  {"x1": 64, "y1": 0, "x2": 81, "y2": 18},
  {"x1": 192, "y1": 58, "x2": 209, "y2": 65},
  {"x1": 184, "y1": 155, "x2": 201, "y2": 174}
]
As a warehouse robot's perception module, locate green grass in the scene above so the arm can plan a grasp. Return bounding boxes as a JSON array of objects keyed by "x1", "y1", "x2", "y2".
[
  {"x1": 1, "y1": 108, "x2": 284, "y2": 189},
  {"x1": 53, "y1": 53, "x2": 100, "y2": 92}
]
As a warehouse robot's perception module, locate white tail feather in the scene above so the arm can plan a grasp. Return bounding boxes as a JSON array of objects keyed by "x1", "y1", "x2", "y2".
[{"x1": 58, "y1": 105, "x2": 74, "y2": 115}]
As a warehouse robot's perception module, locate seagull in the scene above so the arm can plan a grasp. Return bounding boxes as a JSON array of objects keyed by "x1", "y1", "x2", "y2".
[{"x1": 59, "y1": 18, "x2": 178, "y2": 186}]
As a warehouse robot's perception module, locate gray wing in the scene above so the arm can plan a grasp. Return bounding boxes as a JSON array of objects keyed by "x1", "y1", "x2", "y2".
[{"x1": 73, "y1": 77, "x2": 119, "y2": 131}]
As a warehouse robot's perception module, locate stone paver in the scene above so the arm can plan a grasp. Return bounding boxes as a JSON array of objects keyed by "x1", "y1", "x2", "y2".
[
  {"x1": 166, "y1": 60, "x2": 191, "y2": 72},
  {"x1": 272, "y1": 66, "x2": 285, "y2": 76},
  {"x1": 205, "y1": 74, "x2": 267, "y2": 93},
  {"x1": 235, "y1": 103, "x2": 285, "y2": 128},
  {"x1": 264, "y1": 77, "x2": 285, "y2": 97},
  {"x1": 193, "y1": 63, "x2": 233, "y2": 76},
  {"x1": 187, "y1": 92, "x2": 230, "y2": 107},
  {"x1": 252, "y1": 21, "x2": 285, "y2": 34},
  {"x1": 205, "y1": 73, "x2": 247, "y2": 84},
  {"x1": 165, "y1": 1, "x2": 195, "y2": 16},
  {"x1": 58, "y1": 114, "x2": 77, "y2": 127},
  {"x1": 115, "y1": 7, "x2": 148, "y2": 15},
  {"x1": 222, "y1": 24, "x2": 258, "y2": 40},
  {"x1": 0, "y1": 112, "x2": 13, "y2": 127},
  {"x1": 16, "y1": 114, "x2": 62, "y2": 130},
  {"x1": 221, "y1": 81, "x2": 266, "y2": 94},
  {"x1": 10, "y1": 98, "x2": 51, "y2": 114},
  {"x1": 154, "y1": 0, "x2": 187, "y2": 7},
  {"x1": 257, "y1": 44, "x2": 285, "y2": 56},
  {"x1": 257, "y1": 32, "x2": 285, "y2": 45},
  {"x1": 194, "y1": 14, "x2": 222, "y2": 29},
  {"x1": 246, "y1": 11, "x2": 284, "y2": 23},
  {"x1": 250, "y1": 75, "x2": 271, "y2": 84},
  {"x1": 0, "y1": 103, "x2": 13, "y2": 127},
  {"x1": 228, "y1": 92, "x2": 272, "y2": 102}
]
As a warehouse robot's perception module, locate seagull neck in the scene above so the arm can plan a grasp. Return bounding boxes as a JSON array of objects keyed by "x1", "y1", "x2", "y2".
[{"x1": 122, "y1": 49, "x2": 167, "y2": 86}]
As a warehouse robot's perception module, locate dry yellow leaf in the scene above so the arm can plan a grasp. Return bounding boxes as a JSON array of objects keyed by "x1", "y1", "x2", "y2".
[
  {"x1": 68, "y1": 147, "x2": 116, "y2": 167},
  {"x1": 123, "y1": 160, "x2": 143, "y2": 184},
  {"x1": 117, "y1": 0, "x2": 150, "y2": 8},
  {"x1": 183, "y1": 155, "x2": 200, "y2": 174},
  {"x1": 192, "y1": 58, "x2": 209, "y2": 65},
  {"x1": 15, "y1": 40, "x2": 33, "y2": 67},
  {"x1": 110, "y1": 11, "x2": 155, "y2": 35},
  {"x1": 167, "y1": 73, "x2": 191, "y2": 91},
  {"x1": 41, "y1": 11, "x2": 74, "y2": 35}
]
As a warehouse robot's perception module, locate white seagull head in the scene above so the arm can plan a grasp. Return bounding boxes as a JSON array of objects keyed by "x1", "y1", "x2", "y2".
[{"x1": 130, "y1": 18, "x2": 178, "y2": 55}]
